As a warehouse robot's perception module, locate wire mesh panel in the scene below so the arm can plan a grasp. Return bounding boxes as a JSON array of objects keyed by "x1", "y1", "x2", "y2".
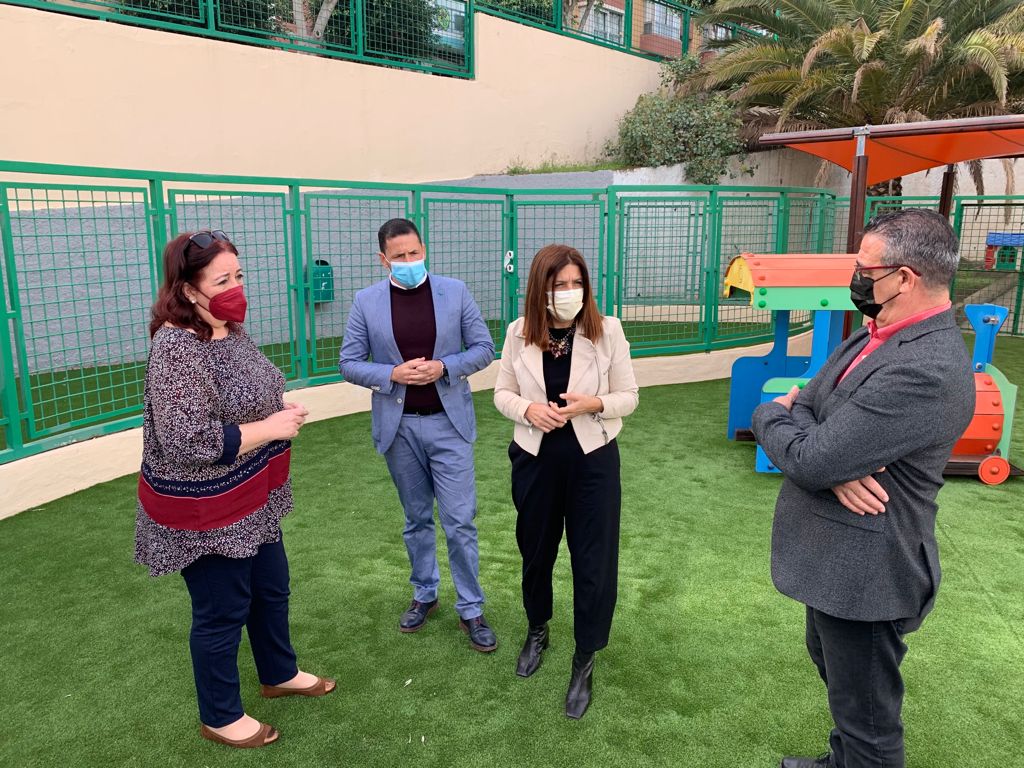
[
  {"x1": 565, "y1": 0, "x2": 625, "y2": 45},
  {"x1": 477, "y1": 0, "x2": 555, "y2": 28},
  {"x1": 866, "y1": 196, "x2": 940, "y2": 220},
  {"x1": 953, "y1": 198, "x2": 1024, "y2": 335},
  {"x1": 715, "y1": 196, "x2": 780, "y2": 341},
  {"x1": 828, "y1": 199, "x2": 851, "y2": 252},
  {"x1": 0, "y1": 221, "x2": 11, "y2": 451},
  {"x1": 423, "y1": 197, "x2": 507, "y2": 347},
  {"x1": 169, "y1": 190, "x2": 296, "y2": 378},
  {"x1": 2, "y1": 185, "x2": 154, "y2": 440},
  {"x1": 361, "y1": 0, "x2": 469, "y2": 70},
  {"x1": 215, "y1": 0, "x2": 355, "y2": 51},
  {"x1": 617, "y1": 196, "x2": 706, "y2": 350},
  {"x1": 88, "y1": 0, "x2": 205, "y2": 25},
  {"x1": 630, "y1": 0, "x2": 686, "y2": 57},
  {"x1": 303, "y1": 192, "x2": 409, "y2": 375},
  {"x1": 786, "y1": 196, "x2": 831, "y2": 253},
  {"x1": 512, "y1": 199, "x2": 605, "y2": 315}
]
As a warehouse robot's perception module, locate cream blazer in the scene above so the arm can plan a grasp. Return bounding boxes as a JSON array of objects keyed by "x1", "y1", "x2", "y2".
[{"x1": 494, "y1": 316, "x2": 639, "y2": 456}]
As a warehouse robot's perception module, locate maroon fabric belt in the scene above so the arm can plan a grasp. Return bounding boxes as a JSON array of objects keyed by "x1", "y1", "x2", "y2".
[{"x1": 138, "y1": 446, "x2": 291, "y2": 531}]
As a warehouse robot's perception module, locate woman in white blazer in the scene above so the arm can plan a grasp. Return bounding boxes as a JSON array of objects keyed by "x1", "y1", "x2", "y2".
[{"x1": 494, "y1": 244, "x2": 638, "y2": 720}]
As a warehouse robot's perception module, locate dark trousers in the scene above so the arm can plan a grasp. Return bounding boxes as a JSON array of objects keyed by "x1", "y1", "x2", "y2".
[
  {"x1": 806, "y1": 606, "x2": 919, "y2": 768},
  {"x1": 509, "y1": 432, "x2": 620, "y2": 654},
  {"x1": 181, "y1": 538, "x2": 298, "y2": 727}
]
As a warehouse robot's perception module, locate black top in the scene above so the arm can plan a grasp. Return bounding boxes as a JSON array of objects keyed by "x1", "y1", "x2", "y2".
[
  {"x1": 390, "y1": 277, "x2": 442, "y2": 412},
  {"x1": 542, "y1": 326, "x2": 574, "y2": 407}
]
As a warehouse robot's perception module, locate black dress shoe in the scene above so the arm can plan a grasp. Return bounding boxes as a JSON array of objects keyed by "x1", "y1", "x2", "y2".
[
  {"x1": 515, "y1": 624, "x2": 549, "y2": 678},
  {"x1": 459, "y1": 614, "x2": 498, "y2": 652},
  {"x1": 399, "y1": 599, "x2": 438, "y2": 633},
  {"x1": 564, "y1": 650, "x2": 595, "y2": 720},
  {"x1": 780, "y1": 754, "x2": 832, "y2": 768}
]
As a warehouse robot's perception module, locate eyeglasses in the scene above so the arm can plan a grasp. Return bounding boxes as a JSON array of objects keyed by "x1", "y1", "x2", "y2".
[
  {"x1": 186, "y1": 230, "x2": 231, "y2": 253},
  {"x1": 854, "y1": 263, "x2": 921, "y2": 280}
]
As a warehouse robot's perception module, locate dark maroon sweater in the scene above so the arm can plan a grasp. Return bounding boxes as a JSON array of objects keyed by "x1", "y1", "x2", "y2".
[{"x1": 390, "y1": 278, "x2": 442, "y2": 412}]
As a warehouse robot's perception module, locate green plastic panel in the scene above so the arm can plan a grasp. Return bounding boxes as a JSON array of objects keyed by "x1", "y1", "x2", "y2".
[{"x1": 752, "y1": 286, "x2": 856, "y2": 312}]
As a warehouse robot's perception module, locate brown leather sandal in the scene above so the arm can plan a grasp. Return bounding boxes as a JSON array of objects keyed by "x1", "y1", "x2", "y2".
[
  {"x1": 260, "y1": 675, "x2": 337, "y2": 699},
  {"x1": 199, "y1": 722, "x2": 279, "y2": 749}
]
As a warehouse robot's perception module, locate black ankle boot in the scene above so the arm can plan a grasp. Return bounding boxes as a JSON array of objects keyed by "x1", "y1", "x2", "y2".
[
  {"x1": 515, "y1": 624, "x2": 549, "y2": 678},
  {"x1": 564, "y1": 649, "x2": 595, "y2": 719}
]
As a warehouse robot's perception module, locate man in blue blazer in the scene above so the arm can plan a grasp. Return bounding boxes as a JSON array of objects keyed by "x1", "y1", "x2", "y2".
[
  {"x1": 340, "y1": 218, "x2": 498, "y2": 652},
  {"x1": 753, "y1": 209, "x2": 975, "y2": 768}
]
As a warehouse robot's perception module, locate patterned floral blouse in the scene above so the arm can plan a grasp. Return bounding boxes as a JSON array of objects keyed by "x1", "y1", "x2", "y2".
[{"x1": 134, "y1": 326, "x2": 292, "y2": 577}]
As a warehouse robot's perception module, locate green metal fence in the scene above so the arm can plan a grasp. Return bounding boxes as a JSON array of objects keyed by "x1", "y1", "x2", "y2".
[
  {"x1": 2, "y1": 0, "x2": 475, "y2": 76},
  {"x1": 1, "y1": 0, "x2": 760, "y2": 79},
  {"x1": 2, "y1": 161, "x2": 1021, "y2": 463},
  {"x1": 476, "y1": 0, "x2": 759, "y2": 60},
  {"x1": 832, "y1": 195, "x2": 1024, "y2": 335},
  {"x1": 0, "y1": 160, "x2": 835, "y2": 463}
]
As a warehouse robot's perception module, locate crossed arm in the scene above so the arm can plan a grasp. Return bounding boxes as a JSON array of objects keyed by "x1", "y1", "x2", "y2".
[{"x1": 752, "y1": 366, "x2": 945, "y2": 513}]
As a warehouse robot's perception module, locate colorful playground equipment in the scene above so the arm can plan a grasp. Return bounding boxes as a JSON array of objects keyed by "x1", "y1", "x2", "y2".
[
  {"x1": 724, "y1": 252, "x2": 856, "y2": 472},
  {"x1": 725, "y1": 253, "x2": 1021, "y2": 484},
  {"x1": 946, "y1": 304, "x2": 1021, "y2": 484}
]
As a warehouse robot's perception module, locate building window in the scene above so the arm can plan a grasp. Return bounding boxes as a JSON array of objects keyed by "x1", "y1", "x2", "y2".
[
  {"x1": 433, "y1": 0, "x2": 467, "y2": 49},
  {"x1": 582, "y1": 6, "x2": 624, "y2": 45},
  {"x1": 644, "y1": 2, "x2": 682, "y2": 40}
]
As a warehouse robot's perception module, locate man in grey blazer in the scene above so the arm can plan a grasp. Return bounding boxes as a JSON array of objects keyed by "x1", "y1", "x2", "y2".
[
  {"x1": 752, "y1": 209, "x2": 975, "y2": 768},
  {"x1": 339, "y1": 218, "x2": 498, "y2": 652}
]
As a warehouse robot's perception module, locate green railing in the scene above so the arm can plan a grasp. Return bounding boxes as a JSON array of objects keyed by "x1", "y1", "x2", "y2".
[
  {"x1": 831, "y1": 195, "x2": 1024, "y2": 334},
  {"x1": 1, "y1": 0, "x2": 759, "y2": 79},
  {"x1": 0, "y1": 160, "x2": 832, "y2": 462},
  {"x1": 3, "y1": 161, "x2": 1019, "y2": 464},
  {"x1": 2, "y1": 0, "x2": 476, "y2": 77},
  {"x1": 476, "y1": 0, "x2": 760, "y2": 60}
]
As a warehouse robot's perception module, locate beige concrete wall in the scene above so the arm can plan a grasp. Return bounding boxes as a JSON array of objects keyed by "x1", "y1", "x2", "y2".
[
  {"x1": 0, "y1": 6, "x2": 660, "y2": 182},
  {"x1": 0, "y1": 332, "x2": 811, "y2": 521}
]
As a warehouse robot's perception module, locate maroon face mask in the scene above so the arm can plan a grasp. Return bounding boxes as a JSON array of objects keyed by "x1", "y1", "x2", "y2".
[{"x1": 197, "y1": 285, "x2": 247, "y2": 323}]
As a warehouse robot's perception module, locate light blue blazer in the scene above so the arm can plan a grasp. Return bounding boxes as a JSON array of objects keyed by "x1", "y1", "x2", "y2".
[{"x1": 339, "y1": 275, "x2": 495, "y2": 454}]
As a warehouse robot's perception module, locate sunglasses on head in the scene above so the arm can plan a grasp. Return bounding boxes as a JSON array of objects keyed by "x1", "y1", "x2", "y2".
[{"x1": 186, "y1": 230, "x2": 231, "y2": 253}]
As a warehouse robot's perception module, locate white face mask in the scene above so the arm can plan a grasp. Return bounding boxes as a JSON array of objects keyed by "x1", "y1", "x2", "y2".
[{"x1": 547, "y1": 288, "x2": 584, "y2": 322}]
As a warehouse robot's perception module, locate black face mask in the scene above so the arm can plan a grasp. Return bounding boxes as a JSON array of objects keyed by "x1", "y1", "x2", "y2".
[{"x1": 849, "y1": 269, "x2": 901, "y2": 319}]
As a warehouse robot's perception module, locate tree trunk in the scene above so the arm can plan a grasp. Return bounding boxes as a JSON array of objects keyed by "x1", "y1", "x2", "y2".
[
  {"x1": 577, "y1": 0, "x2": 598, "y2": 32},
  {"x1": 312, "y1": 0, "x2": 341, "y2": 40},
  {"x1": 293, "y1": 0, "x2": 310, "y2": 39},
  {"x1": 866, "y1": 176, "x2": 903, "y2": 199}
]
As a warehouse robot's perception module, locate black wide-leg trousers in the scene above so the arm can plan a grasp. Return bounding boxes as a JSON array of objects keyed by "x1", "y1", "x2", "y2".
[{"x1": 509, "y1": 431, "x2": 620, "y2": 654}]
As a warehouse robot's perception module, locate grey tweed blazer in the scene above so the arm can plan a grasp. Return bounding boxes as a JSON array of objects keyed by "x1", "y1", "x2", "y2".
[{"x1": 752, "y1": 309, "x2": 974, "y2": 622}]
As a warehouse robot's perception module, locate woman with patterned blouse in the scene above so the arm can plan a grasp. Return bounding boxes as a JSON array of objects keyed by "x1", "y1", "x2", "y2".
[{"x1": 135, "y1": 230, "x2": 334, "y2": 749}]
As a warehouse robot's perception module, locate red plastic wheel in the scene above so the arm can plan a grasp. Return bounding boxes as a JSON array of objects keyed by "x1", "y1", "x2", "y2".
[{"x1": 978, "y1": 455, "x2": 1011, "y2": 485}]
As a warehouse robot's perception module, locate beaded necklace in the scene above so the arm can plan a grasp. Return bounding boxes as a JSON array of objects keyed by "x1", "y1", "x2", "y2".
[{"x1": 547, "y1": 321, "x2": 576, "y2": 359}]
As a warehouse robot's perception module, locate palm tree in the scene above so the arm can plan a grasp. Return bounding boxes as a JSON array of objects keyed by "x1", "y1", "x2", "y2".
[{"x1": 685, "y1": 0, "x2": 1024, "y2": 195}]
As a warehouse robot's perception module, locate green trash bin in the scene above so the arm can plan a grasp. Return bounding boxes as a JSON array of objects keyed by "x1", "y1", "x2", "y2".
[{"x1": 311, "y1": 259, "x2": 334, "y2": 303}]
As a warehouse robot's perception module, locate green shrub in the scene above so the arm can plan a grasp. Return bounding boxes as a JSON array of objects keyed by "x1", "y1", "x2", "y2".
[{"x1": 610, "y1": 59, "x2": 746, "y2": 185}]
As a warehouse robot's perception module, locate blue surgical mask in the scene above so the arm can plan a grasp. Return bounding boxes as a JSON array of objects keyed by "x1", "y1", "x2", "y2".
[{"x1": 389, "y1": 258, "x2": 427, "y2": 289}]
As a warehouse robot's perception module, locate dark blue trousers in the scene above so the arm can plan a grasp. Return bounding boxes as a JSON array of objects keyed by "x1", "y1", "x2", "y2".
[{"x1": 181, "y1": 538, "x2": 298, "y2": 727}]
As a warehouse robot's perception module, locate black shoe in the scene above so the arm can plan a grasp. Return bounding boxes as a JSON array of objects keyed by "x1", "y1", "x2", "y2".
[
  {"x1": 564, "y1": 650, "x2": 595, "y2": 720},
  {"x1": 780, "y1": 754, "x2": 832, "y2": 768},
  {"x1": 399, "y1": 599, "x2": 438, "y2": 633},
  {"x1": 515, "y1": 624, "x2": 549, "y2": 678},
  {"x1": 459, "y1": 614, "x2": 498, "y2": 652}
]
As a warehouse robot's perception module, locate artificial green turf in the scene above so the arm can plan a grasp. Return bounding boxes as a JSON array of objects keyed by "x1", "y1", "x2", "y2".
[{"x1": 1, "y1": 340, "x2": 1022, "y2": 768}]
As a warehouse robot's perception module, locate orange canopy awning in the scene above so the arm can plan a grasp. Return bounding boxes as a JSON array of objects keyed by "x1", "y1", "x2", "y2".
[{"x1": 760, "y1": 116, "x2": 1024, "y2": 186}]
